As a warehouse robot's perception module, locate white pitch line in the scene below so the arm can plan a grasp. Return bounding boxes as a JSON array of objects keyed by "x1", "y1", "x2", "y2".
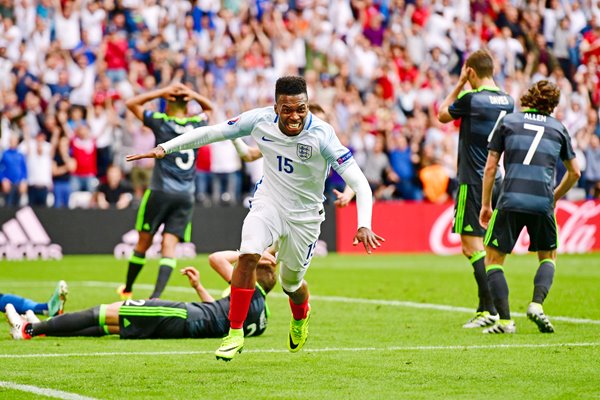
[
  {"x1": 3, "y1": 280, "x2": 600, "y2": 325},
  {"x1": 0, "y1": 381, "x2": 99, "y2": 400},
  {"x1": 0, "y1": 342, "x2": 599, "y2": 360}
]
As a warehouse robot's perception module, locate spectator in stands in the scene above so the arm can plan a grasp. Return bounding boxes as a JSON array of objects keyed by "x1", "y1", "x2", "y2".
[
  {"x1": 210, "y1": 140, "x2": 242, "y2": 206},
  {"x1": 195, "y1": 144, "x2": 211, "y2": 206},
  {"x1": 419, "y1": 144, "x2": 450, "y2": 204},
  {"x1": 53, "y1": 0, "x2": 81, "y2": 51},
  {"x1": 0, "y1": 133, "x2": 27, "y2": 207},
  {"x1": 362, "y1": 134, "x2": 398, "y2": 200},
  {"x1": 102, "y1": 14, "x2": 129, "y2": 84},
  {"x1": 584, "y1": 134, "x2": 600, "y2": 199},
  {"x1": 47, "y1": 69, "x2": 74, "y2": 99},
  {"x1": 52, "y1": 135, "x2": 76, "y2": 208},
  {"x1": 125, "y1": 112, "x2": 154, "y2": 202},
  {"x1": 22, "y1": 131, "x2": 53, "y2": 207},
  {"x1": 88, "y1": 96, "x2": 117, "y2": 181},
  {"x1": 1, "y1": 0, "x2": 599, "y2": 207},
  {"x1": 95, "y1": 164, "x2": 132, "y2": 209},
  {"x1": 70, "y1": 124, "x2": 97, "y2": 193},
  {"x1": 387, "y1": 133, "x2": 423, "y2": 201}
]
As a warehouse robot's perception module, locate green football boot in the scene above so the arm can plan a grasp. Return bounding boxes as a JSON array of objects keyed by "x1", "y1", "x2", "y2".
[{"x1": 215, "y1": 328, "x2": 244, "y2": 361}]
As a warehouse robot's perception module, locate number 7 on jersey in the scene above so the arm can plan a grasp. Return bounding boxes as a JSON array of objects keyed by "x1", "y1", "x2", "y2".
[{"x1": 522, "y1": 123, "x2": 545, "y2": 165}]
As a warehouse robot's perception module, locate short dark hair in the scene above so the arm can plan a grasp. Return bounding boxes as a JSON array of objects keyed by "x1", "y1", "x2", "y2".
[
  {"x1": 275, "y1": 76, "x2": 307, "y2": 101},
  {"x1": 168, "y1": 95, "x2": 187, "y2": 109},
  {"x1": 520, "y1": 80, "x2": 560, "y2": 115},
  {"x1": 465, "y1": 49, "x2": 494, "y2": 78}
]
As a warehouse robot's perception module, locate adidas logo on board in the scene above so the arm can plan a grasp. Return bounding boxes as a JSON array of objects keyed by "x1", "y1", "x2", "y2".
[{"x1": 0, "y1": 207, "x2": 63, "y2": 260}]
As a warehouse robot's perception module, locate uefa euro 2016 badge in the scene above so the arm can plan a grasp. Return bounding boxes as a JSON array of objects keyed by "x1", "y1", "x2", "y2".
[{"x1": 297, "y1": 143, "x2": 312, "y2": 160}]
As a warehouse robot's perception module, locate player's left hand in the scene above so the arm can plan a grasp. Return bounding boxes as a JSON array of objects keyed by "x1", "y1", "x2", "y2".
[
  {"x1": 126, "y1": 145, "x2": 166, "y2": 162},
  {"x1": 181, "y1": 266, "x2": 200, "y2": 288},
  {"x1": 333, "y1": 188, "x2": 355, "y2": 207},
  {"x1": 479, "y1": 205, "x2": 493, "y2": 229},
  {"x1": 353, "y1": 227, "x2": 385, "y2": 254}
]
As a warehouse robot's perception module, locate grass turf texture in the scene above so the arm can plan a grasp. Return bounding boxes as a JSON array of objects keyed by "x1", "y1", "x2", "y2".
[{"x1": 1, "y1": 253, "x2": 599, "y2": 399}]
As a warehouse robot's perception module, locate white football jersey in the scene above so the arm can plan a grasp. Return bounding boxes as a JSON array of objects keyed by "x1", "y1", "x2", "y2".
[
  {"x1": 226, "y1": 107, "x2": 355, "y2": 221},
  {"x1": 162, "y1": 106, "x2": 355, "y2": 222}
]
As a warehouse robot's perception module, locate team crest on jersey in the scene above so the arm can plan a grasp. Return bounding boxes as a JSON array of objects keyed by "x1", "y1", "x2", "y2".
[
  {"x1": 227, "y1": 116, "x2": 240, "y2": 125},
  {"x1": 297, "y1": 143, "x2": 312, "y2": 160}
]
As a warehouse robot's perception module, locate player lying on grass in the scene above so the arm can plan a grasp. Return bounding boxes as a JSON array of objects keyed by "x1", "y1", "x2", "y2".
[
  {"x1": 0, "y1": 280, "x2": 68, "y2": 317},
  {"x1": 5, "y1": 250, "x2": 276, "y2": 340}
]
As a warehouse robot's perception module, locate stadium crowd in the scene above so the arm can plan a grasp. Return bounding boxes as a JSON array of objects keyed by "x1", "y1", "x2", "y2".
[{"x1": 1, "y1": 0, "x2": 600, "y2": 209}]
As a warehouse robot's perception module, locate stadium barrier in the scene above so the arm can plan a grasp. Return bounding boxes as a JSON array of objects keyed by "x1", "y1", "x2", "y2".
[
  {"x1": 336, "y1": 200, "x2": 600, "y2": 254},
  {"x1": 3, "y1": 200, "x2": 598, "y2": 260},
  {"x1": 0, "y1": 205, "x2": 337, "y2": 260}
]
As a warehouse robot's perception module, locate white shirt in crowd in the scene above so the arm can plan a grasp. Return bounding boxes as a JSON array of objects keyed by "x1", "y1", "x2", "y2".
[
  {"x1": 54, "y1": 11, "x2": 81, "y2": 50},
  {"x1": 81, "y1": 6, "x2": 106, "y2": 46},
  {"x1": 209, "y1": 140, "x2": 241, "y2": 174},
  {"x1": 21, "y1": 139, "x2": 53, "y2": 187}
]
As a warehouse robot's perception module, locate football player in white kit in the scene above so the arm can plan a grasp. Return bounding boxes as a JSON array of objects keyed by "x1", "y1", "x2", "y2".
[{"x1": 127, "y1": 76, "x2": 384, "y2": 361}]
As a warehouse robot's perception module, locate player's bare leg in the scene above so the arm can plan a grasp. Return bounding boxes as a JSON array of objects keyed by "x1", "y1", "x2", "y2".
[{"x1": 215, "y1": 253, "x2": 260, "y2": 361}]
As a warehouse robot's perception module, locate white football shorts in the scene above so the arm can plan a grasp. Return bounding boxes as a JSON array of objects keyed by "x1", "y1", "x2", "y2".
[{"x1": 239, "y1": 199, "x2": 322, "y2": 292}]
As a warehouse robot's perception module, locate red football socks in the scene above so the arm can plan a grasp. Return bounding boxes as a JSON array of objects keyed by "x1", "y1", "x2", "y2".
[
  {"x1": 289, "y1": 298, "x2": 310, "y2": 320},
  {"x1": 228, "y1": 286, "x2": 255, "y2": 329}
]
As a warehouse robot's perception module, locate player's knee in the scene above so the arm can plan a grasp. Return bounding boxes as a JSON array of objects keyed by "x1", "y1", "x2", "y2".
[
  {"x1": 280, "y1": 277, "x2": 303, "y2": 293},
  {"x1": 461, "y1": 237, "x2": 483, "y2": 258},
  {"x1": 237, "y1": 253, "x2": 261, "y2": 272},
  {"x1": 279, "y1": 267, "x2": 304, "y2": 293},
  {"x1": 207, "y1": 252, "x2": 221, "y2": 268},
  {"x1": 461, "y1": 245, "x2": 472, "y2": 258},
  {"x1": 538, "y1": 250, "x2": 556, "y2": 262},
  {"x1": 484, "y1": 249, "x2": 504, "y2": 266}
]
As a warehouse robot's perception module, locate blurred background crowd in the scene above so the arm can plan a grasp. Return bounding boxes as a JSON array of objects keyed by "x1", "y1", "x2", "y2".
[{"x1": 1, "y1": 0, "x2": 600, "y2": 210}]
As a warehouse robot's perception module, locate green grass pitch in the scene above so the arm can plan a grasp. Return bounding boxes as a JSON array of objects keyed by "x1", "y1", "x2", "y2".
[{"x1": 1, "y1": 253, "x2": 599, "y2": 399}]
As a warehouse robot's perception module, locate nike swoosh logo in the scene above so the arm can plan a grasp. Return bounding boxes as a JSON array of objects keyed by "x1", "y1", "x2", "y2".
[
  {"x1": 262, "y1": 136, "x2": 274, "y2": 142},
  {"x1": 220, "y1": 345, "x2": 242, "y2": 352},
  {"x1": 288, "y1": 334, "x2": 299, "y2": 350}
]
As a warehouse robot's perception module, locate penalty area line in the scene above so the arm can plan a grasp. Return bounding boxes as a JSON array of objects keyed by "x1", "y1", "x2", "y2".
[
  {"x1": 0, "y1": 380, "x2": 99, "y2": 400},
  {"x1": 1, "y1": 342, "x2": 599, "y2": 359}
]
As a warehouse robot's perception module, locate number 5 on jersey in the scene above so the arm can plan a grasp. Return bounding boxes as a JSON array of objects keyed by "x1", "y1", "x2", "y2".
[
  {"x1": 277, "y1": 156, "x2": 294, "y2": 173},
  {"x1": 175, "y1": 149, "x2": 195, "y2": 170}
]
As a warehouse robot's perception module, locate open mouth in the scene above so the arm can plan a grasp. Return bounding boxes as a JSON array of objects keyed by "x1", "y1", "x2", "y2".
[{"x1": 287, "y1": 122, "x2": 302, "y2": 132}]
